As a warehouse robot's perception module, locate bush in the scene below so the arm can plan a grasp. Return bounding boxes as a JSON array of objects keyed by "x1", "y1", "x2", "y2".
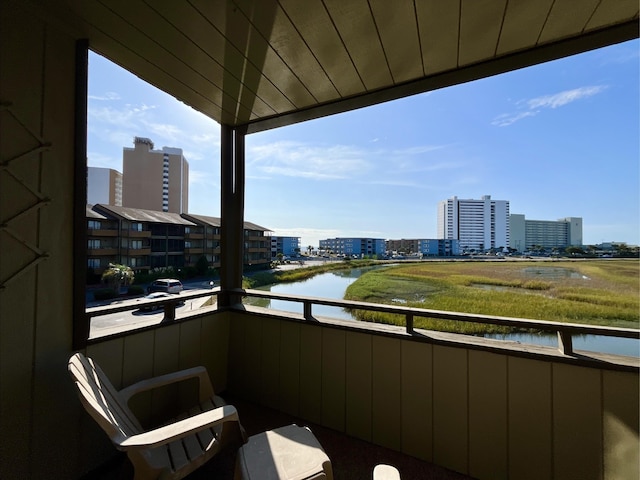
[
  {"x1": 127, "y1": 285, "x2": 145, "y2": 296},
  {"x1": 93, "y1": 288, "x2": 117, "y2": 301}
]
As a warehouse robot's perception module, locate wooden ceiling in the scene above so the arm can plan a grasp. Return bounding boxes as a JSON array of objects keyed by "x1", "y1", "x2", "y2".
[{"x1": 32, "y1": 0, "x2": 639, "y2": 133}]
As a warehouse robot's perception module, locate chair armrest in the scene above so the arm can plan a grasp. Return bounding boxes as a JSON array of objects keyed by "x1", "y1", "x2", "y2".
[
  {"x1": 373, "y1": 465, "x2": 401, "y2": 480},
  {"x1": 119, "y1": 366, "x2": 214, "y2": 403},
  {"x1": 115, "y1": 405, "x2": 239, "y2": 450}
]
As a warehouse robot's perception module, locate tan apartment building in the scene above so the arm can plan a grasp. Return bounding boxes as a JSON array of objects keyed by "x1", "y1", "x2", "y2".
[
  {"x1": 86, "y1": 206, "x2": 271, "y2": 277},
  {"x1": 123, "y1": 136, "x2": 189, "y2": 213},
  {"x1": 87, "y1": 167, "x2": 122, "y2": 206}
]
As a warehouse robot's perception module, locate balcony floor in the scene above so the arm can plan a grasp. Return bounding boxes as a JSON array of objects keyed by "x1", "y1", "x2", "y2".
[{"x1": 83, "y1": 394, "x2": 476, "y2": 480}]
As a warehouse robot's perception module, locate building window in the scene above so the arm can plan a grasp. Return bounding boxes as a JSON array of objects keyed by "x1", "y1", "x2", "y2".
[
  {"x1": 131, "y1": 240, "x2": 142, "y2": 249},
  {"x1": 130, "y1": 222, "x2": 143, "y2": 232},
  {"x1": 88, "y1": 220, "x2": 101, "y2": 229},
  {"x1": 88, "y1": 239, "x2": 101, "y2": 249},
  {"x1": 87, "y1": 258, "x2": 101, "y2": 269}
]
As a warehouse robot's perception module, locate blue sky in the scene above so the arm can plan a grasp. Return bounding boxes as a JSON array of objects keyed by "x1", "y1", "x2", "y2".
[{"x1": 88, "y1": 40, "x2": 639, "y2": 248}]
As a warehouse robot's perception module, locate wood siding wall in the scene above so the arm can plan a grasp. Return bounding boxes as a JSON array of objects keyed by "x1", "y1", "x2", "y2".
[
  {"x1": 228, "y1": 312, "x2": 640, "y2": 480},
  {"x1": 1, "y1": 2, "x2": 78, "y2": 478},
  {"x1": 0, "y1": 5, "x2": 232, "y2": 477}
]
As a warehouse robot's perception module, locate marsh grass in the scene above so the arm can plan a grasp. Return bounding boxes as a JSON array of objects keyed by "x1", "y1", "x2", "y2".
[{"x1": 344, "y1": 260, "x2": 639, "y2": 334}]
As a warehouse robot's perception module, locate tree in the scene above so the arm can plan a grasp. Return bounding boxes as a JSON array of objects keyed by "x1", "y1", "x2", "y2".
[
  {"x1": 195, "y1": 255, "x2": 209, "y2": 276},
  {"x1": 101, "y1": 263, "x2": 134, "y2": 292}
]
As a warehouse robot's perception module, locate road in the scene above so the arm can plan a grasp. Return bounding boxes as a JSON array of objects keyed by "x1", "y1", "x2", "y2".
[{"x1": 88, "y1": 286, "x2": 215, "y2": 339}]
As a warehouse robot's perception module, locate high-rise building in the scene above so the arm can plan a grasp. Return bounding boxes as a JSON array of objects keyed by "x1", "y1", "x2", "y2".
[
  {"x1": 437, "y1": 195, "x2": 510, "y2": 252},
  {"x1": 510, "y1": 214, "x2": 582, "y2": 251},
  {"x1": 87, "y1": 167, "x2": 122, "y2": 206},
  {"x1": 122, "y1": 137, "x2": 189, "y2": 213}
]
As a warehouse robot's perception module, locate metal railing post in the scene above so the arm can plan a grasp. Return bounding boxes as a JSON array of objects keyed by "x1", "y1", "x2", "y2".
[{"x1": 558, "y1": 331, "x2": 573, "y2": 355}]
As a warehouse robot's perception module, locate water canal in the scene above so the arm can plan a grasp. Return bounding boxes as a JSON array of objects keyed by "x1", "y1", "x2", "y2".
[{"x1": 251, "y1": 266, "x2": 639, "y2": 357}]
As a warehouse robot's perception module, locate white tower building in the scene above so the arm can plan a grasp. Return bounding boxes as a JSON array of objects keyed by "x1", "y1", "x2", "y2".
[{"x1": 437, "y1": 195, "x2": 510, "y2": 252}]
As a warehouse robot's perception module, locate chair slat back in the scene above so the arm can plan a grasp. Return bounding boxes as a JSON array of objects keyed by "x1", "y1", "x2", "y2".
[{"x1": 68, "y1": 353, "x2": 142, "y2": 443}]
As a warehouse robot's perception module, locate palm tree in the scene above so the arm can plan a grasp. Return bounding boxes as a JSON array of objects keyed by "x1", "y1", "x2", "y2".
[{"x1": 101, "y1": 263, "x2": 134, "y2": 293}]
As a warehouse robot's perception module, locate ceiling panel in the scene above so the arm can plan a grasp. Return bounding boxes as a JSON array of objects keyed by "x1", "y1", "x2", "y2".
[
  {"x1": 539, "y1": 0, "x2": 600, "y2": 44},
  {"x1": 146, "y1": 1, "x2": 278, "y2": 121},
  {"x1": 279, "y1": 0, "x2": 365, "y2": 98},
  {"x1": 369, "y1": 0, "x2": 423, "y2": 84},
  {"x1": 234, "y1": 0, "x2": 340, "y2": 104},
  {"x1": 23, "y1": 0, "x2": 638, "y2": 132},
  {"x1": 459, "y1": 0, "x2": 507, "y2": 66},
  {"x1": 188, "y1": 1, "x2": 300, "y2": 120},
  {"x1": 417, "y1": 1, "x2": 461, "y2": 75},
  {"x1": 587, "y1": 0, "x2": 639, "y2": 31},
  {"x1": 497, "y1": 0, "x2": 554, "y2": 55},
  {"x1": 323, "y1": 0, "x2": 394, "y2": 92}
]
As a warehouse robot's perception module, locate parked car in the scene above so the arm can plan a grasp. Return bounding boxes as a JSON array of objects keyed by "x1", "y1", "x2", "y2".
[
  {"x1": 147, "y1": 278, "x2": 183, "y2": 294},
  {"x1": 138, "y1": 292, "x2": 185, "y2": 311}
]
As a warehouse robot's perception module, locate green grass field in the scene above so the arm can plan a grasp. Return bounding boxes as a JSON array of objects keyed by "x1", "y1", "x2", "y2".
[{"x1": 343, "y1": 259, "x2": 640, "y2": 334}]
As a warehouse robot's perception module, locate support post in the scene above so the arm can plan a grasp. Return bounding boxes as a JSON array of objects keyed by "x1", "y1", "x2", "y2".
[
  {"x1": 557, "y1": 330, "x2": 573, "y2": 355},
  {"x1": 219, "y1": 125, "x2": 246, "y2": 307}
]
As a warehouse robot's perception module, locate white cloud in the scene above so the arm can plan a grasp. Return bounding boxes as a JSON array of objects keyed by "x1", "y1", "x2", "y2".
[
  {"x1": 491, "y1": 111, "x2": 538, "y2": 127},
  {"x1": 527, "y1": 86, "x2": 606, "y2": 109},
  {"x1": 88, "y1": 91, "x2": 121, "y2": 101},
  {"x1": 248, "y1": 140, "x2": 449, "y2": 180},
  {"x1": 492, "y1": 85, "x2": 607, "y2": 126},
  {"x1": 248, "y1": 141, "x2": 370, "y2": 179}
]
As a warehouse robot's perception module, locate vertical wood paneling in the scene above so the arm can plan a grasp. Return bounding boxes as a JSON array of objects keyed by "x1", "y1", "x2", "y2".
[
  {"x1": 228, "y1": 313, "x2": 249, "y2": 396},
  {"x1": 345, "y1": 331, "x2": 372, "y2": 441},
  {"x1": 322, "y1": 328, "x2": 346, "y2": 431},
  {"x1": 553, "y1": 363, "x2": 603, "y2": 480},
  {"x1": 468, "y1": 351, "x2": 507, "y2": 480},
  {"x1": 260, "y1": 317, "x2": 281, "y2": 409},
  {"x1": 244, "y1": 316, "x2": 263, "y2": 400},
  {"x1": 177, "y1": 321, "x2": 204, "y2": 409},
  {"x1": 279, "y1": 321, "x2": 301, "y2": 416},
  {"x1": 508, "y1": 357, "x2": 552, "y2": 480},
  {"x1": 372, "y1": 335, "x2": 402, "y2": 449},
  {"x1": 299, "y1": 324, "x2": 322, "y2": 424},
  {"x1": 123, "y1": 331, "x2": 156, "y2": 425},
  {"x1": 87, "y1": 339, "x2": 125, "y2": 387},
  {"x1": 31, "y1": 21, "x2": 78, "y2": 479},
  {"x1": 200, "y1": 314, "x2": 230, "y2": 393},
  {"x1": 433, "y1": 345, "x2": 468, "y2": 474},
  {"x1": 401, "y1": 340, "x2": 433, "y2": 461},
  {"x1": 178, "y1": 319, "x2": 202, "y2": 369},
  {"x1": 153, "y1": 325, "x2": 180, "y2": 374},
  {"x1": 152, "y1": 325, "x2": 181, "y2": 421},
  {"x1": 602, "y1": 370, "x2": 639, "y2": 480},
  {"x1": 0, "y1": 5, "x2": 44, "y2": 477}
]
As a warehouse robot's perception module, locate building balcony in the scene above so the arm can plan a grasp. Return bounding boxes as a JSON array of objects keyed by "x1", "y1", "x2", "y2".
[
  {"x1": 81, "y1": 289, "x2": 639, "y2": 480},
  {"x1": 87, "y1": 248, "x2": 118, "y2": 256},
  {"x1": 185, "y1": 232, "x2": 205, "y2": 239},
  {"x1": 87, "y1": 228, "x2": 118, "y2": 237},
  {"x1": 127, "y1": 247, "x2": 151, "y2": 255},
  {"x1": 127, "y1": 230, "x2": 152, "y2": 238}
]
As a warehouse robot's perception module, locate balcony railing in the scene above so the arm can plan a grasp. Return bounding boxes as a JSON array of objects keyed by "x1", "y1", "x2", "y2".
[
  {"x1": 234, "y1": 288, "x2": 640, "y2": 358},
  {"x1": 84, "y1": 287, "x2": 639, "y2": 479},
  {"x1": 86, "y1": 287, "x2": 639, "y2": 362}
]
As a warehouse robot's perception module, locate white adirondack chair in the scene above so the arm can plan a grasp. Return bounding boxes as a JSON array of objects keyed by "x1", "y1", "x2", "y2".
[{"x1": 68, "y1": 352, "x2": 246, "y2": 480}]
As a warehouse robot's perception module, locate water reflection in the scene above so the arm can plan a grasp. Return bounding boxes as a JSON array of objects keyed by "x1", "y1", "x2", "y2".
[
  {"x1": 522, "y1": 267, "x2": 589, "y2": 280},
  {"x1": 248, "y1": 266, "x2": 637, "y2": 357}
]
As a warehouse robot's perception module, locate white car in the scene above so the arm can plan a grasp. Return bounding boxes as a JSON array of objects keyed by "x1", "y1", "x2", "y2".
[
  {"x1": 147, "y1": 278, "x2": 184, "y2": 294},
  {"x1": 138, "y1": 292, "x2": 184, "y2": 311}
]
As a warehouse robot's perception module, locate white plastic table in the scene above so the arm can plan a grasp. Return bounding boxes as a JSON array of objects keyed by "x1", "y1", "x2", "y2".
[{"x1": 235, "y1": 424, "x2": 333, "y2": 480}]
